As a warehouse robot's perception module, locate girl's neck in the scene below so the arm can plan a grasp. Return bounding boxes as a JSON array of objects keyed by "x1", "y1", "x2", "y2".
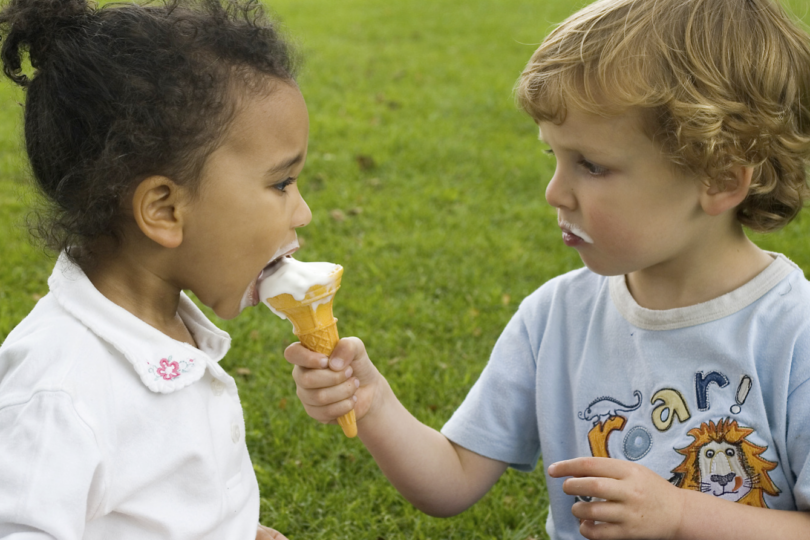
[
  {"x1": 625, "y1": 226, "x2": 773, "y2": 311},
  {"x1": 84, "y1": 250, "x2": 199, "y2": 348}
]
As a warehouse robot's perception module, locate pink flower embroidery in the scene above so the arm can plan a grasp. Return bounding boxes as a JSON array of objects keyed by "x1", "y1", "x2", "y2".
[{"x1": 157, "y1": 358, "x2": 181, "y2": 380}]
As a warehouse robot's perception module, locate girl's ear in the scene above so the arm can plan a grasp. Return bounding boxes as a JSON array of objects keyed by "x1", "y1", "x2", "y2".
[
  {"x1": 131, "y1": 176, "x2": 190, "y2": 249},
  {"x1": 699, "y1": 166, "x2": 754, "y2": 217}
]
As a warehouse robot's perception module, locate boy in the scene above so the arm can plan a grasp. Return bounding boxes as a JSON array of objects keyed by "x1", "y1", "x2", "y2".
[{"x1": 287, "y1": 0, "x2": 810, "y2": 538}]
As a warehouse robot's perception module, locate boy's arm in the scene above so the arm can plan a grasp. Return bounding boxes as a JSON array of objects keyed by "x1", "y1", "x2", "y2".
[
  {"x1": 358, "y1": 373, "x2": 508, "y2": 516},
  {"x1": 550, "y1": 457, "x2": 810, "y2": 540},
  {"x1": 286, "y1": 338, "x2": 508, "y2": 516}
]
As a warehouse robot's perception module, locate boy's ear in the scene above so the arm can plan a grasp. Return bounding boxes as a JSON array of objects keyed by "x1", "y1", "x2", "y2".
[
  {"x1": 131, "y1": 176, "x2": 190, "y2": 249},
  {"x1": 699, "y1": 166, "x2": 754, "y2": 217}
]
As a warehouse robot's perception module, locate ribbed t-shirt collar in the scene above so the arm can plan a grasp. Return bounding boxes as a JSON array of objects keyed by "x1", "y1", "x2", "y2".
[{"x1": 609, "y1": 252, "x2": 797, "y2": 331}]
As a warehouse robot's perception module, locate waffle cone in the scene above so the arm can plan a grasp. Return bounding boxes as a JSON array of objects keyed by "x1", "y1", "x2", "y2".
[{"x1": 265, "y1": 266, "x2": 357, "y2": 438}]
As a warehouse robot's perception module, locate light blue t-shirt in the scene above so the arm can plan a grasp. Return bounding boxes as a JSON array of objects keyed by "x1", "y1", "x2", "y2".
[{"x1": 442, "y1": 253, "x2": 810, "y2": 540}]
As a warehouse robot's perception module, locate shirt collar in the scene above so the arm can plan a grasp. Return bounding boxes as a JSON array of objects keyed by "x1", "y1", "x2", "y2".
[
  {"x1": 609, "y1": 252, "x2": 797, "y2": 331},
  {"x1": 48, "y1": 252, "x2": 232, "y2": 394}
]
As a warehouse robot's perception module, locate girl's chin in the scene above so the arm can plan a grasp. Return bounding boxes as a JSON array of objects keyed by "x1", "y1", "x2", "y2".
[{"x1": 216, "y1": 302, "x2": 246, "y2": 321}]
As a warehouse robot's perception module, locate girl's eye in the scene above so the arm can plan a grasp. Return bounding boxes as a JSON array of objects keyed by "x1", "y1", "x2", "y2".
[
  {"x1": 273, "y1": 177, "x2": 296, "y2": 192},
  {"x1": 579, "y1": 159, "x2": 609, "y2": 177}
]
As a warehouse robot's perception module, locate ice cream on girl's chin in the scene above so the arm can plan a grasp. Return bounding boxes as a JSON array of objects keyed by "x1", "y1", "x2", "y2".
[{"x1": 258, "y1": 257, "x2": 342, "y2": 319}]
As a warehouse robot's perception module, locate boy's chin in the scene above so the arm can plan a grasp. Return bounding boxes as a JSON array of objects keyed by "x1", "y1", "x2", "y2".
[{"x1": 578, "y1": 256, "x2": 629, "y2": 277}]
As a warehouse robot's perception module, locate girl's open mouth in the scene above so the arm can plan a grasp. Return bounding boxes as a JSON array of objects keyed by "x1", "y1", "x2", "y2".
[{"x1": 241, "y1": 241, "x2": 299, "y2": 310}]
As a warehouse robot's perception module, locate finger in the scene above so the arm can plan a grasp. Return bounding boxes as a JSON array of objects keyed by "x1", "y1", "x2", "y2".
[
  {"x1": 571, "y1": 499, "x2": 623, "y2": 524},
  {"x1": 292, "y1": 364, "x2": 353, "y2": 391},
  {"x1": 548, "y1": 457, "x2": 628, "y2": 480},
  {"x1": 285, "y1": 342, "x2": 328, "y2": 369},
  {"x1": 327, "y1": 336, "x2": 366, "y2": 371},
  {"x1": 296, "y1": 373, "x2": 360, "y2": 408},
  {"x1": 301, "y1": 395, "x2": 357, "y2": 424},
  {"x1": 257, "y1": 525, "x2": 289, "y2": 540},
  {"x1": 579, "y1": 518, "x2": 620, "y2": 540},
  {"x1": 563, "y1": 477, "x2": 626, "y2": 502}
]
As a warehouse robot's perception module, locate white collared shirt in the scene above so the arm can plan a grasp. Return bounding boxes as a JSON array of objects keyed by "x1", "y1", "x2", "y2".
[{"x1": 0, "y1": 253, "x2": 260, "y2": 540}]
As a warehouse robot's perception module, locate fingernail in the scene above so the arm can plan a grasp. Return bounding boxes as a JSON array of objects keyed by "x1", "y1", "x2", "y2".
[
  {"x1": 319, "y1": 356, "x2": 328, "y2": 368},
  {"x1": 331, "y1": 358, "x2": 344, "y2": 369},
  {"x1": 344, "y1": 367, "x2": 353, "y2": 378},
  {"x1": 354, "y1": 379, "x2": 360, "y2": 388},
  {"x1": 352, "y1": 395, "x2": 357, "y2": 402}
]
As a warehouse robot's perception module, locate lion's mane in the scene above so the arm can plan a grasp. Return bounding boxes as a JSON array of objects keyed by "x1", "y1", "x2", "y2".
[{"x1": 671, "y1": 419, "x2": 779, "y2": 507}]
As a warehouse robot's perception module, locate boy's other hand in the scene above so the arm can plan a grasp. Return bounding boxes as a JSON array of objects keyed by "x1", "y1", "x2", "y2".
[
  {"x1": 256, "y1": 524, "x2": 288, "y2": 540},
  {"x1": 548, "y1": 457, "x2": 685, "y2": 540},
  {"x1": 285, "y1": 336, "x2": 381, "y2": 427}
]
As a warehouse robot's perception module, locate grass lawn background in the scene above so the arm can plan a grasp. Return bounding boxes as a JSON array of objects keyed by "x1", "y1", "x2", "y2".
[{"x1": 1, "y1": 0, "x2": 809, "y2": 538}]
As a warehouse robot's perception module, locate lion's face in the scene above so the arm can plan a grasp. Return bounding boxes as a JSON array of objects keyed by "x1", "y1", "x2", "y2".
[
  {"x1": 697, "y1": 441, "x2": 752, "y2": 501},
  {"x1": 672, "y1": 419, "x2": 780, "y2": 508}
]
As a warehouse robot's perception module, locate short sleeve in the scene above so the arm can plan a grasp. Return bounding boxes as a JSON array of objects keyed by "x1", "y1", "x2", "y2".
[
  {"x1": 788, "y1": 376, "x2": 810, "y2": 510},
  {"x1": 441, "y1": 305, "x2": 541, "y2": 471},
  {"x1": 0, "y1": 391, "x2": 103, "y2": 540}
]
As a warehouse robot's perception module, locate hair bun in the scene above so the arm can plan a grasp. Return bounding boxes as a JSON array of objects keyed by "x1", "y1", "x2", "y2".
[{"x1": 0, "y1": 0, "x2": 90, "y2": 86}]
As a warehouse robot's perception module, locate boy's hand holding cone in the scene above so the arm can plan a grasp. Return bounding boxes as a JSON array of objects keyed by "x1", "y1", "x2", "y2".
[{"x1": 259, "y1": 258, "x2": 356, "y2": 438}]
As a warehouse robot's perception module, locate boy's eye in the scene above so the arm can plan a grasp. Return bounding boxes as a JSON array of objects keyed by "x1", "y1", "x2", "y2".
[{"x1": 273, "y1": 177, "x2": 296, "y2": 192}]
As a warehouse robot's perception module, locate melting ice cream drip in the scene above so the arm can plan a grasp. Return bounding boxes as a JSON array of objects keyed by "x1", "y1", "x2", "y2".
[{"x1": 258, "y1": 257, "x2": 341, "y2": 318}]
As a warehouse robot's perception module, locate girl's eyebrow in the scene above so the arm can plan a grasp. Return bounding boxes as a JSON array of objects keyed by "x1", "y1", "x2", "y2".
[{"x1": 266, "y1": 153, "x2": 304, "y2": 175}]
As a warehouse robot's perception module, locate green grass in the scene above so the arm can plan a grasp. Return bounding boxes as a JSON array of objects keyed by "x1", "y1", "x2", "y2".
[{"x1": 2, "y1": 0, "x2": 810, "y2": 538}]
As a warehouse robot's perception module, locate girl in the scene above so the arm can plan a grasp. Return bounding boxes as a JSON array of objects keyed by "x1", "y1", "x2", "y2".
[{"x1": 0, "y1": 0, "x2": 311, "y2": 538}]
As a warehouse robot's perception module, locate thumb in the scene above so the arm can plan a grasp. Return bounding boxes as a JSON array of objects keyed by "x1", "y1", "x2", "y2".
[{"x1": 329, "y1": 336, "x2": 377, "y2": 384}]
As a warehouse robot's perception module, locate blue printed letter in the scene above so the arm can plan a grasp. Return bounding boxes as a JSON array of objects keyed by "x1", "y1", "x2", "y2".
[{"x1": 695, "y1": 371, "x2": 729, "y2": 411}]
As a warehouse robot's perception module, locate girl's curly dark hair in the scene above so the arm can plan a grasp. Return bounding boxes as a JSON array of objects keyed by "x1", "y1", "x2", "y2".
[{"x1": 0, "y1": 0, "x2": 298, "y2": 266}]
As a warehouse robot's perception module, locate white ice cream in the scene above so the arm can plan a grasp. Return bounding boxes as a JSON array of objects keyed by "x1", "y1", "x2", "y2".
[
  {"x1": 258, "y1": 257, "x2": 341, "y2": 319},
  {"x1": 238, "y1": 239, "x2": 301, "y2": 313},
  {"x1": 559, "y1": 219, "x2": 594, "y2": 244}
]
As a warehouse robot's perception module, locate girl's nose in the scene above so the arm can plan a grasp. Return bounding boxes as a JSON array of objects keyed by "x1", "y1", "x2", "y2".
[
  {"x1": 293, "y1": 190, "x2": 312, "y2": 229},
  {"x1": 544, "y1": 168, "x2": 576, "y2": 210}
]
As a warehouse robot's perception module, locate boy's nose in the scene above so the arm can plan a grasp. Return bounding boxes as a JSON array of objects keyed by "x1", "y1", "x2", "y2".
[{"x1": 544, "y1": 169, "x2": 576, "y2": 210}]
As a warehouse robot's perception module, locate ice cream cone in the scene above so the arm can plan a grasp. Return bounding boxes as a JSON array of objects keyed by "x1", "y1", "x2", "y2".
[{"x1": 264, "y1": 266, "x2": 357, "y2": 438}]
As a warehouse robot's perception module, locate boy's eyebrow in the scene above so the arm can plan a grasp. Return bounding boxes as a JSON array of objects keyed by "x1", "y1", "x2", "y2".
[
  {"x1": 266, "y1": 153, "x2": 304, "y2": 175},
  {"x1": 537, "y1": 129, "x2": 615, "y2": 158}
]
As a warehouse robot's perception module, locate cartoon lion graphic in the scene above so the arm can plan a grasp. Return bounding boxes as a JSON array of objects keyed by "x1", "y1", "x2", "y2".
[{"x1": 671, "y1": 419, "x2": 780, "y2": 507}]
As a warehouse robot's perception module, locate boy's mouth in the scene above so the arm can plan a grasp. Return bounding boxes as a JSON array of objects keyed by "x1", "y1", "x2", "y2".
[{"x1": 559, "y1": 219, "x2": 594, "y2": 246}]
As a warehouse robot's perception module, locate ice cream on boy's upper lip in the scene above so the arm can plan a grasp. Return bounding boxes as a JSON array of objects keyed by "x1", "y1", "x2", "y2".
[{"x1": 559, "y1": 218, "x2": 593, "y2": 244}]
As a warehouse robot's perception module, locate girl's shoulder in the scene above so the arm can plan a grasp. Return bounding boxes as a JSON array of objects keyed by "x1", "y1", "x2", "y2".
[{"x1": 0, "y1": 293, "x2": 108, "y2": 406}]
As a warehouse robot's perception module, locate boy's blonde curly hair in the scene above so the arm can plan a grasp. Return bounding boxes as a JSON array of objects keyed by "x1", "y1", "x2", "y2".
[{"x1": 517, "y1": 0, "x2": 810, "y2": 232}]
